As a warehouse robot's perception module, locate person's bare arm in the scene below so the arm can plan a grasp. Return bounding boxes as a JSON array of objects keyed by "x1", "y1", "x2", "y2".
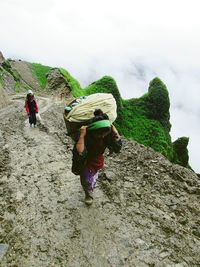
[
  {"x1": 111, "y1": 125, "x2": 120, "y2": 140},
  {"x1": 76, "y1": 126, "x2": 87, "y2": 154}
]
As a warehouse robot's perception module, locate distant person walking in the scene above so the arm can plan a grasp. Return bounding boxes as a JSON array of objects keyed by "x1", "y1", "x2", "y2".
[
  {"x1": 72, "y1": 109, "x2": 122, "y2": 205},
  {"x1": 25, "y1": 90, "x2": 38, "y2": 127}
]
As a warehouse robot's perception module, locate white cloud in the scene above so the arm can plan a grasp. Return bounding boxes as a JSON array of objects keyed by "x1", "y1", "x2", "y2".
[{"x1": 1, "y1": 0, "x2": 200, "y2": 172}]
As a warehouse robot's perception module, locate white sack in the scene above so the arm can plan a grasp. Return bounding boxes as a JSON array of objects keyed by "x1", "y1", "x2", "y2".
[{"x1": 66, "y1": 93, "x2": 117, "y2": 123}]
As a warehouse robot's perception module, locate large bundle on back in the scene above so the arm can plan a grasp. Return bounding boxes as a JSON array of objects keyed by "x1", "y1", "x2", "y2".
[{"x1": 63, "y1": 93, "x2": 117, "y2": 141}]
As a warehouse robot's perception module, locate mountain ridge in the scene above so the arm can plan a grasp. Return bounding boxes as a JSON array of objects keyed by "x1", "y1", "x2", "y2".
[{"x1": 0, "y1": 52, "x2": 191, "y2": 170}]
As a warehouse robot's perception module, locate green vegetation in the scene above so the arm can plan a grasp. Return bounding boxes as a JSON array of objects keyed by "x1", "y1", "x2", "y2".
[
  {"x1": 2, "y1": 60, "x2": 21, "y2": 82},
  {"x1": 77, "y1": 76, "x2": 175, "y2": 162},
  {"x1": 59, "y1": 68, "x2": 82, "y2": 97},
  {"x1": 84, "y1": 76, "x2": 123, "y2": 110},
  {"x1": 31, "y1": 63, "x2": 51, "y2": 88},
  {"x1": 146, "y1": 78, "x2": 171, "y2": 131},
  {"x1": 172, "y1": 137, "x2": 191, "y2": 168},
  {"x1": 15, "y1": 82, "x2": 29, "y2": 93},
  {"x1": 0, "y1": 64, "x2": 22, "y2": 92},
  {"x1": 14, "y1": 81, "x2": 21, "y2": 93},
  {"x1": 0, "y1": 57, "x2": 190, "y2": 168},
  {"x1": 81, "y1": 75, "x2": 174, "y2": 160},
  {"x1": 116, "y1": 97, "x2": 173, "y2": 160}
]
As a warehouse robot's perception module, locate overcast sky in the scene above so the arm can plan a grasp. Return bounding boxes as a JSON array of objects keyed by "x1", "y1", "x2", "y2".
[{"x1": 1, "y1": 0, "x2": 200, "y2": 172}]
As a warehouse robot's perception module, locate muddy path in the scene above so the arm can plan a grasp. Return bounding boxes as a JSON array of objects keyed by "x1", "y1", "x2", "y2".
[
  {"x1": 0, "y1": 95, "x2": 130, "y2": 267},
  {"x1": 0, "y1": 95, "x2": 200, "y2": 267}
]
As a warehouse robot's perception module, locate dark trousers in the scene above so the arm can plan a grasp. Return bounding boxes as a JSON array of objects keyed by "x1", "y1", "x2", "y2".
[{"x1": 29, "y1": 112, "x2": 36, "y2": 125}]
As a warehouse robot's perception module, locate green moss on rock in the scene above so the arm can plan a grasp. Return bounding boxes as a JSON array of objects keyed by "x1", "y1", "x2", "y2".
[
  {"x1": 173, "y1": 137, "x2": 190, "y2": 168},
  {"x1": 31, "y1": 63, "x2": 51, "y2": 88},
  {"x1": 146, "y1": 77, "x2": 171, "y2": 131},
  {"x1": 84, "y1": 76, "x2": 123, "y2": 114},
  {"x1": 115, "y1": 93, "x2": 173, "y2": 161},
  {"x1": 59, "y1": 68, "x2": 82, "y2": 97},
  {"x1": 77, "y1": 75, "x2": 174, "y2": 162}
]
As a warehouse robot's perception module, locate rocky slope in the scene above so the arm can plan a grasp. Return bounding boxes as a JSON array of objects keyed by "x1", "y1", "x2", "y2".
[
  {"x1": 0, "y1": 95, "x2": 199, "y2": 267},
  {"x1": 10, "y1": 60, "x2": 41, "y2": 90},
  {"x1": 0, "y1": 83, "x2": 9, "y2": 108}
]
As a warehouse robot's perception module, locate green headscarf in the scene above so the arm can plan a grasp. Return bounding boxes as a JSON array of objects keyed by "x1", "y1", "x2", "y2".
[{"x1": 87, "y1": 120, "x2": 111, "y2": 131}]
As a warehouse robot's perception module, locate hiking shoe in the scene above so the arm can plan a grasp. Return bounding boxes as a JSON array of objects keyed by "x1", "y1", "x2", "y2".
[{"x1": 85, "y1": 193, "x2": 93, "y2": 205}]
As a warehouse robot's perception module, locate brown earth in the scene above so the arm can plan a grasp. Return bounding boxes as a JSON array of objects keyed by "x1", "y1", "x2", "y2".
[
  {"x1": 0, "y1": 95, "x2": 200, "y2": 267},
  {"x1": 10, "y1": 61, "x2": 41, "y2": 91}
]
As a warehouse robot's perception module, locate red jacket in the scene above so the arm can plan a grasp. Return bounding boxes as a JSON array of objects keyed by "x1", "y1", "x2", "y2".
[{"x1": 25, "y1": 97, "x2": 38, "y2": 114}]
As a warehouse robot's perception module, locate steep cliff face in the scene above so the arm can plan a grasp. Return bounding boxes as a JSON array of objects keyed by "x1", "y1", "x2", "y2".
[
  {"x1": 0, "y1": 58, "x2": 34, "y2": 95},
  {"x1": 10, "y1": 60, "x2": 41, "y2": 90},
  {"x1": 0, "y1": 58, "x2": 48, "y2": 94}
]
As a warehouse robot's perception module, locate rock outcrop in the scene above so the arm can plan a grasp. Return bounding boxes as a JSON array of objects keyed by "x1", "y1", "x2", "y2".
[{"x1": 46, "y1": 68, "x2": 71, "y2": 97}]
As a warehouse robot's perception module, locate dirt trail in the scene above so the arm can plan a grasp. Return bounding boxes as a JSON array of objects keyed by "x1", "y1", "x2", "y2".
[
  {"x1": 0, "y1": 95, "x2": 200, "y2": 267},
  {"x1": 0, "y1": 96, "x2": 129, "y2": 267}
]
